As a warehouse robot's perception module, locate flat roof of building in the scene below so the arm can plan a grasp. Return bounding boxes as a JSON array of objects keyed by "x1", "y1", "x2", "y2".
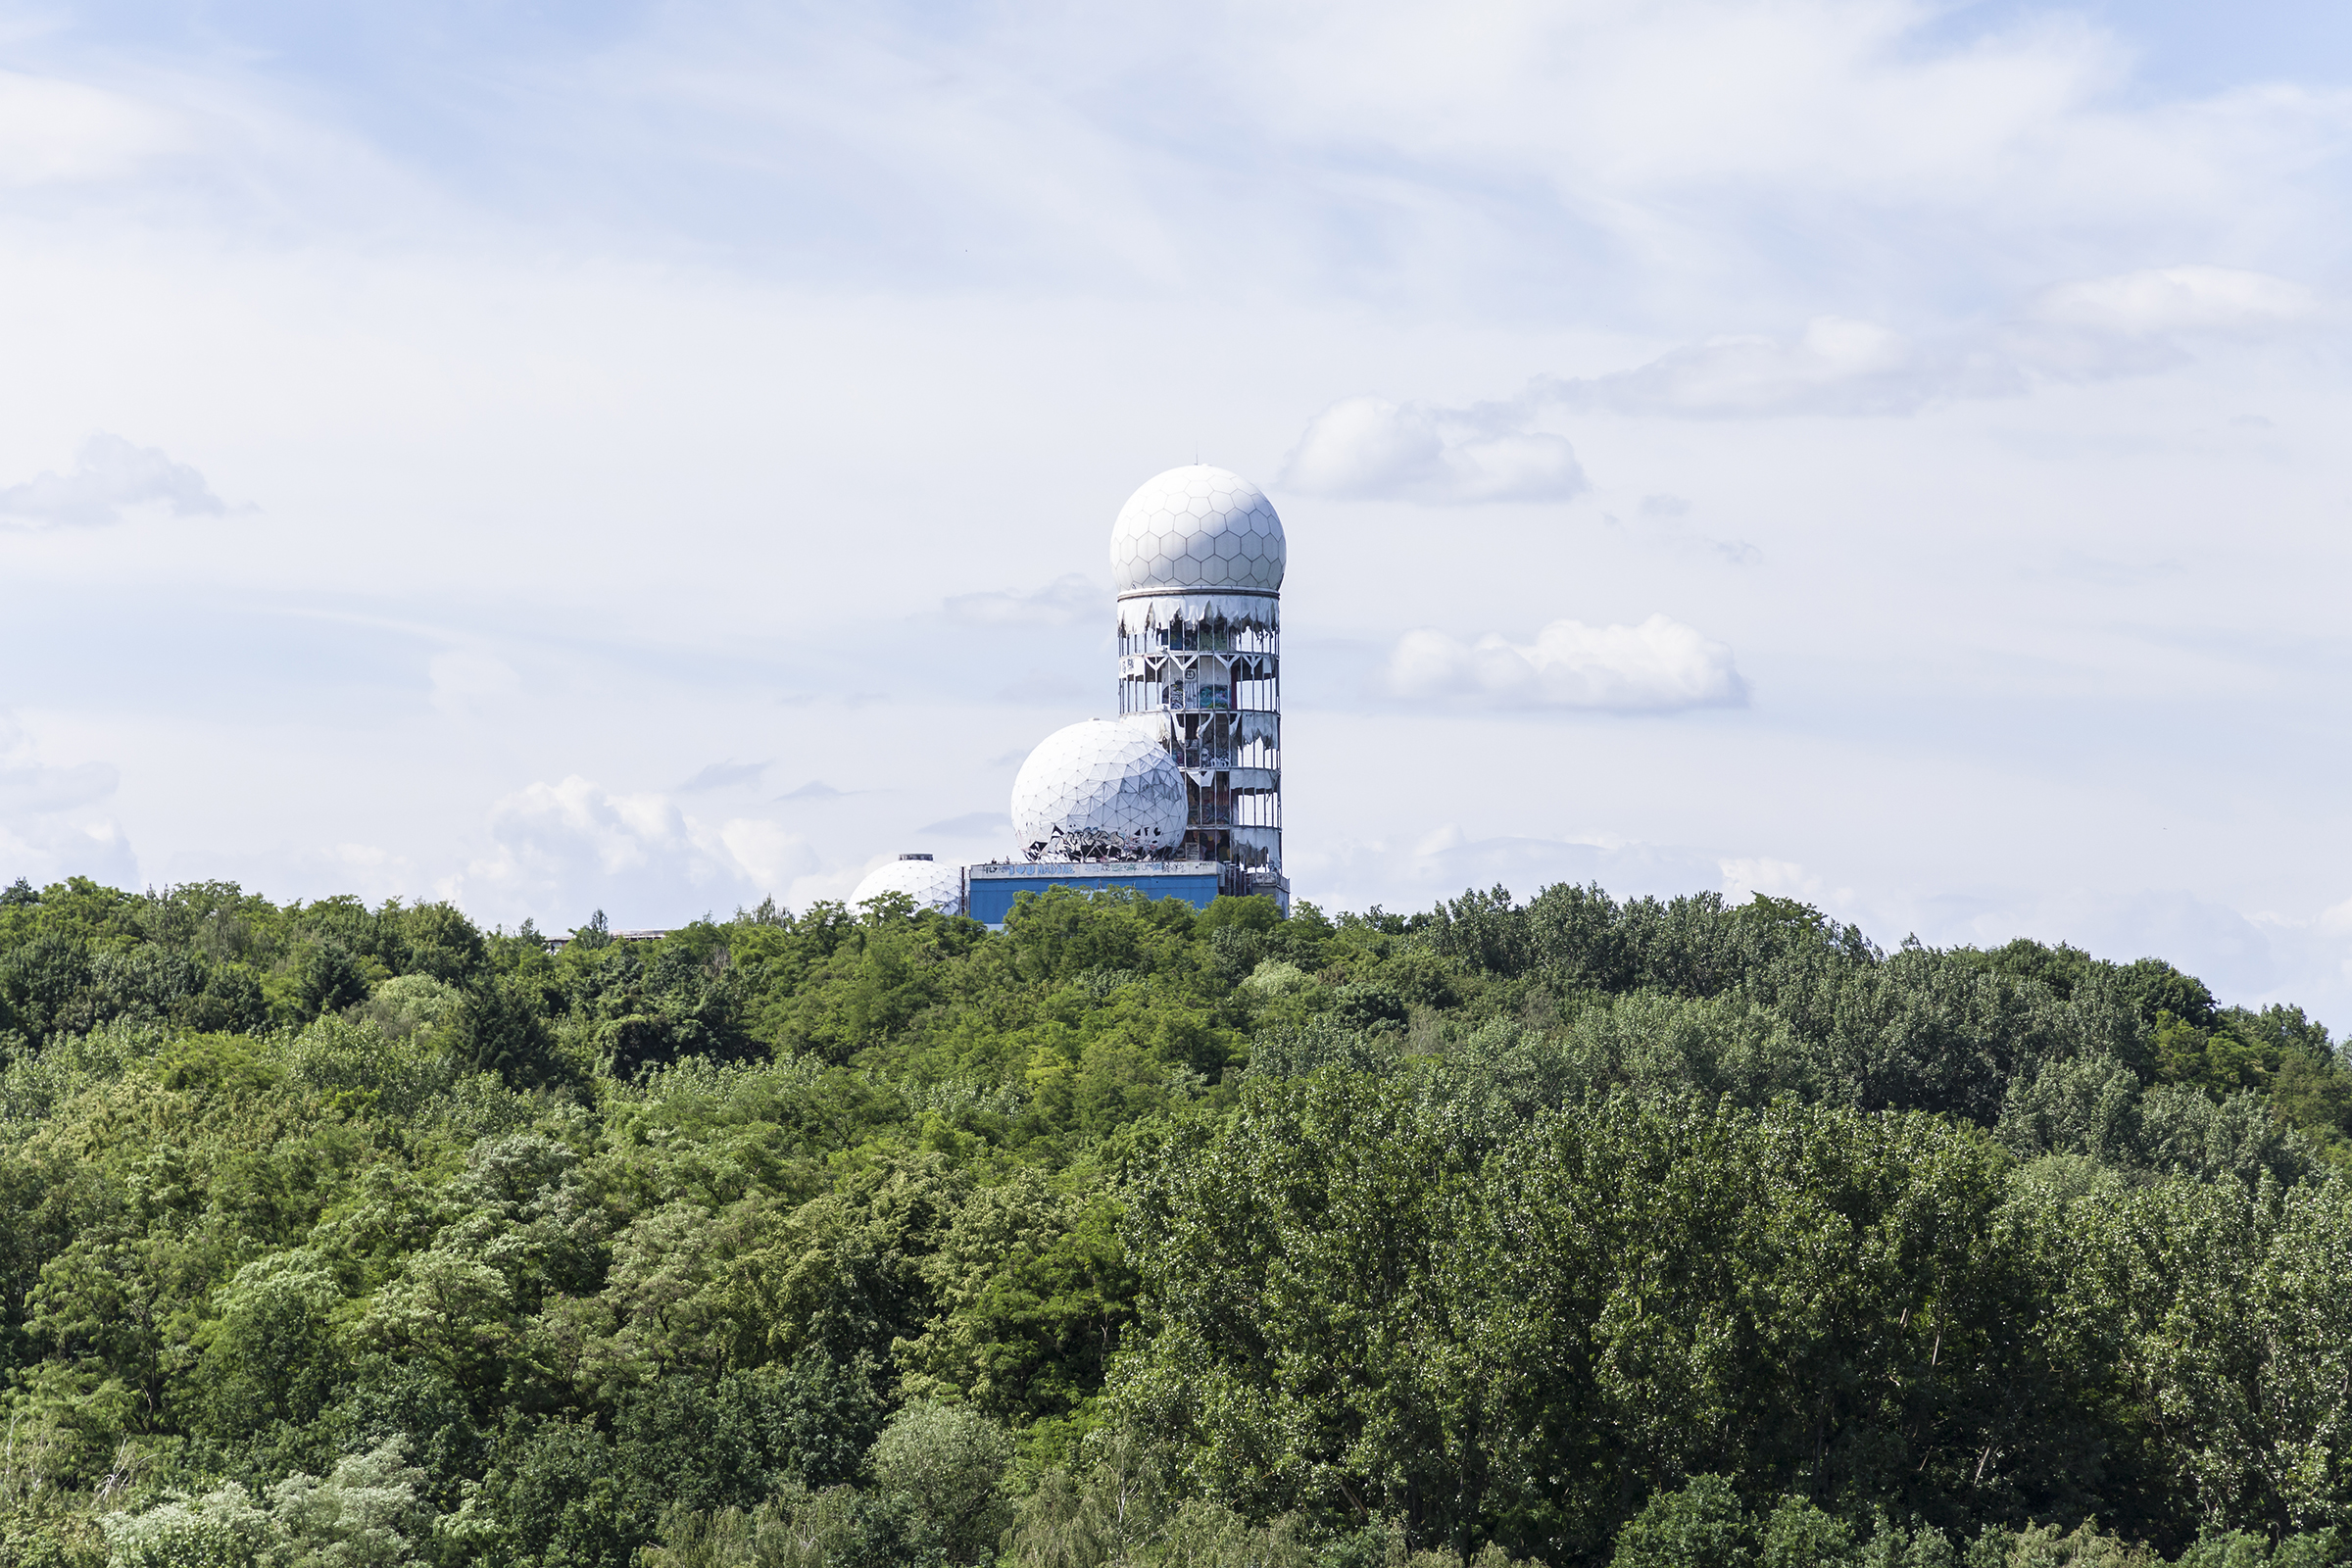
[{"x1": 967, "y1": 860, "x2": 1222, "y2": 878}]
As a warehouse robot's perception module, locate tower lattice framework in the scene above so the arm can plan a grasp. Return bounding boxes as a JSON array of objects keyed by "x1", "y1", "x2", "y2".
[
  {"x1": 1107, "y1": 465, "x2": 1288, "y2": 905},
  {"x1": 1116, "y1": 591, "x2": 1280, "y2": 893}
]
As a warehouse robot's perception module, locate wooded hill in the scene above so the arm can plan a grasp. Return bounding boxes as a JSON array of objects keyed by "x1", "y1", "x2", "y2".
[{"x1": 1, "y1": 874, "x2": 2348, "y2": 1568}]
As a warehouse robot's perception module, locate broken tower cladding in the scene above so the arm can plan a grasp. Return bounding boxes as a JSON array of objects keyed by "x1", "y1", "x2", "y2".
[{"x1": 1107, "y1": 466, "x2": 1288, "y2": 904}]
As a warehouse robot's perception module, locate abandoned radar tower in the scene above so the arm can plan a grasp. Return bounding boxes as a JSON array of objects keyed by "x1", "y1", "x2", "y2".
[
  {"x1": 1108, "y1": 466, "x2": 1286, "y2": 903},
  {"x1": 858, "y1": 464, "x2": 1290, "y2": 924}
]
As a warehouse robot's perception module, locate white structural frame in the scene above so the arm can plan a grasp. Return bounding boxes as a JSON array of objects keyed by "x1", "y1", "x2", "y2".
[
  {"x1": 1115, "y1": 587, "x2": 1284, "y2": 899},
  {"x1": 1105, "y1": 465, "x2": 1289, "y2": 906}
]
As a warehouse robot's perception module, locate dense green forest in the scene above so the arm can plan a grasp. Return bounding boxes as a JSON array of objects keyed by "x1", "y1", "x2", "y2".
[{"x1": 1, "y1": 874, "x2": 2350, "y2": 1568}]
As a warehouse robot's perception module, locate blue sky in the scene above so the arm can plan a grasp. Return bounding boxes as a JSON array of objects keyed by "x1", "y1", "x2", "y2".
[{"x1": 4, "y1": 0, "x2": 2352, "y2": 1019}]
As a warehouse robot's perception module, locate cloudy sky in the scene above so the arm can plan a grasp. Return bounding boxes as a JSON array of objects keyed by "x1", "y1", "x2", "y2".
[{"x1": 3, "y1": 0, "x2": 2351, "y2": 1013}]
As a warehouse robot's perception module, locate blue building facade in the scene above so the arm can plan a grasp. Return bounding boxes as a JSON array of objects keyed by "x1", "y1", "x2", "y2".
[{"x1": 963, "y1": 861, "x2": 1224, "y2": 927}]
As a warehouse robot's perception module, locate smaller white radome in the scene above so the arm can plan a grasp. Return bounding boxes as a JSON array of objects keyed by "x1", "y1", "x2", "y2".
[
  {"x1": 1111, "y1": 466, "x2": 1286, "y2": 596},
  {"x1": 849, "y1": 857, "x2": 965, "y2": 915},
  {"x1": 1011, "y1": 719, "x2": 1189, "y2": 859}
]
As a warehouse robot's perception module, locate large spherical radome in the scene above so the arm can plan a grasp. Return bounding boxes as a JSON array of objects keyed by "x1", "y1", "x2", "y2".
[
  {"x1": 1110, "y1": 466, "x2": 1285, "y2": 595},
  {"x1": 1010, "y1": 719, "x2": 1189, "y2": 859},
  {"x1": 850, "y1": 857, "x2": 964, "y2": 915}
]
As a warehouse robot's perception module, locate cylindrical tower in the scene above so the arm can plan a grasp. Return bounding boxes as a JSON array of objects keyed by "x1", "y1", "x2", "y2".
[{"x1": 1108, "y1": 466, "x2": 1287, "y2": 905}]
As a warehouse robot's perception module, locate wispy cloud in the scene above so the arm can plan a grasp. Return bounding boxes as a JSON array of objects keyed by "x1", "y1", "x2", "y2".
[
  {"x1": 1387, "y1": 615, "x2": 1748, "y2": 713},
  {"x1": 0, "y1": 714, "x2": 118, "y2": 815},
  {"x1": 1537, "y1": 317, "x2": 1994, "y2": 418},
  {"x1": 2030, "y1": 265, "x2": 2317, "y2": 336},
  {"x1": 0, "y1": 71, "x2": 180, "y2": 187},
  {"x1": 1536, "y1": 268, "x2": 2322, "y2": 420},
  {"x1": 457, "y1": 774, "x2": 827, "y2": 927},
  {"x1": 1617, "y1": 494, "x2": 1763, "y2": 566},
  {"x1": 776, "y1": 779, "x2": 880, "y2": 802},
  {"x1": 917, "y1": 809, "x2": 1011, "y2": 838},
  {"x1": 1289, "y1": 267, "x2": 2327, "y2": 469},
  {"x1": 427, "y1": 650, "x2": 521, "y2": 719},
  {"x1": 944, "y1": 574, "x2": 1099, "y2": 626},
  {"x1": 0, "y1": 3, "x2": 2345, "y2": 1021},
  {"x1": 678, "y1": 760, "x2": 767, "y2": 793},
  {"x1": 1282, "y1": 396, "x2": 1586, "y2": 504},
  {"x1": 0, "y1": 713, "x2": 134, "y2": 887},
  {"x1": 0, "y1": 434, "x2": 226, "y2": 528},
  {"x1": 1296, "y1": 829, "x2": 1730, "y2": 917}
]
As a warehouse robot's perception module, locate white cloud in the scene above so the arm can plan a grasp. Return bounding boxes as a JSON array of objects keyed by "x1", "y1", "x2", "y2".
[
  {"x1": 943, "y1": 574, "x2": 1099, "y2": 625},
  {"x1": 0, "y1": 713, "x2": 119, "y2": 817},
  {"x1": 0, "y1": 754, "x2": 117, "y2": 816},
  {"x1": 717, "y1": 817, "x2": 823, "y2": 892},
  {"x1": 678, "y1": 760, "x2": 768, "y2": 792},
  {"x1": 1287, "y1": 270, "x2": 2320, "y2": 455},
  {"x1": 1282, "y1": 396, "x2": 1586, "y2": 504},
  {"x1": 0, "y1": 714, "x2": 135, "y2": 887},
  {"x1": 1621, "y1": 495, "x2": 1761, "y2": 565},
  {"x1": 1412, "y1": 822, "x2": 1470, "y2": 858},
  {"x1": 0, "y1": 434, "x2": 225, "y2": 528},
  {"x1": 917, "y1": 809, "x2": 1012, "y2": 839},
  {"x1": 0, "y1": 4, "x2": 2349, "y2": 1017},
  {"x1": 1719, "y1": 857, "x2": 1835, "y2": 906},
  {"x1": 2029, "y1": 265, "x2": 2318, "y2": 336},
  {"x1": 458, "y1": 775, "x2": 828, "y2": 927},
  {"x1": 1387, "y1": 615, "x2": 1747, "y2": 712},
  {"x1": 292, "y1": 840, "x2": 422, "y2": 906},
  {"x1": 1538, "y1": 317, "x2": 1993, "y2": 418},
  {"x1": 1408, "y1": 267, "x2": 2329, "y2": 425},
  {"x1": 487, "y1": 778, "x2": 679, "y2": 877},
  {"x1": 0, "y1": 71, "x2": 179, "y2": 186},
  {"x1": 427, "y1": 651, "x2": 522, "y2": 717},
  {"x1": 1295, "y1": 828, "x2": 1731, "y2": 914},
  {"x1": 1217, "y1": 3, "x2": 2352, "y2": 318}
]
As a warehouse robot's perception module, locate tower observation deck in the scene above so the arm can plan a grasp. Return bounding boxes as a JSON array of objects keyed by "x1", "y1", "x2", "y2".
[{"x1": 1108, "y1": 466, "x2": 1288, "y2": 908}]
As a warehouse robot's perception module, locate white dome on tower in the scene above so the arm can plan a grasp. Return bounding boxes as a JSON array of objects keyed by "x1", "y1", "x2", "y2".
[
  {"x1": 1010, "y1": 719, "x2": 1189, "y2": 859},
  {"x1": 1110, "y1": 466, "x2": 1285, "y2": 594},
  {"x1": 850, "y1": 856, "x2": 964, "y2": 915}
]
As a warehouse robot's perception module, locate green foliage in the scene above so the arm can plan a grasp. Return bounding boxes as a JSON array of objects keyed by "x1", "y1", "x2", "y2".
[
  {"x1": 99, "y1": 1441, "x2": 430, "y2": 1568},
  {"x1": 639, "y1": 1486, "x2": 887, "y2": 1568},
  {"x1": 102, "y1": 1486, "x2": 272, "y2": 1568},
  {"x1": 1609, "y1": 1477, "x2": 1751, "y2": 1568},
  {"x1": 0, "y1": 875, "x2": 2348, "y2": 1567},
  {"x1": 454, "y1": 977, "x2": 562, "y2": 1090},
  {"x1": 868, "y1": 1400, "x2": 1014, "y2": 1562}
]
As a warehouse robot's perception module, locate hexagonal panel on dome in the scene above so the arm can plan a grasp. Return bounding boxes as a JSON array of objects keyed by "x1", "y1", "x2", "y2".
[
  {"x1": 1109, "y1": 466, "x2": 1286, "y2": 596},
  {"x1": 850, "y1": 857, "x2": 965, "y2": 916},
  {"x1": 1009, "y1": 718, "x2": 1188, "y2": 860}
]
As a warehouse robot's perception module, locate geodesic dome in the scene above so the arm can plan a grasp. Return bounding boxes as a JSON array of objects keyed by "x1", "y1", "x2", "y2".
[
  {"x1": 849, "y1": 856, "x2": 964, "y2": 915},
  {"x1": 1111, "y1": 466, "x2": 1286, "y2": 595},
  {"x1": 1010, "y1": 719, "x2": 1189, "y2": 860}
]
